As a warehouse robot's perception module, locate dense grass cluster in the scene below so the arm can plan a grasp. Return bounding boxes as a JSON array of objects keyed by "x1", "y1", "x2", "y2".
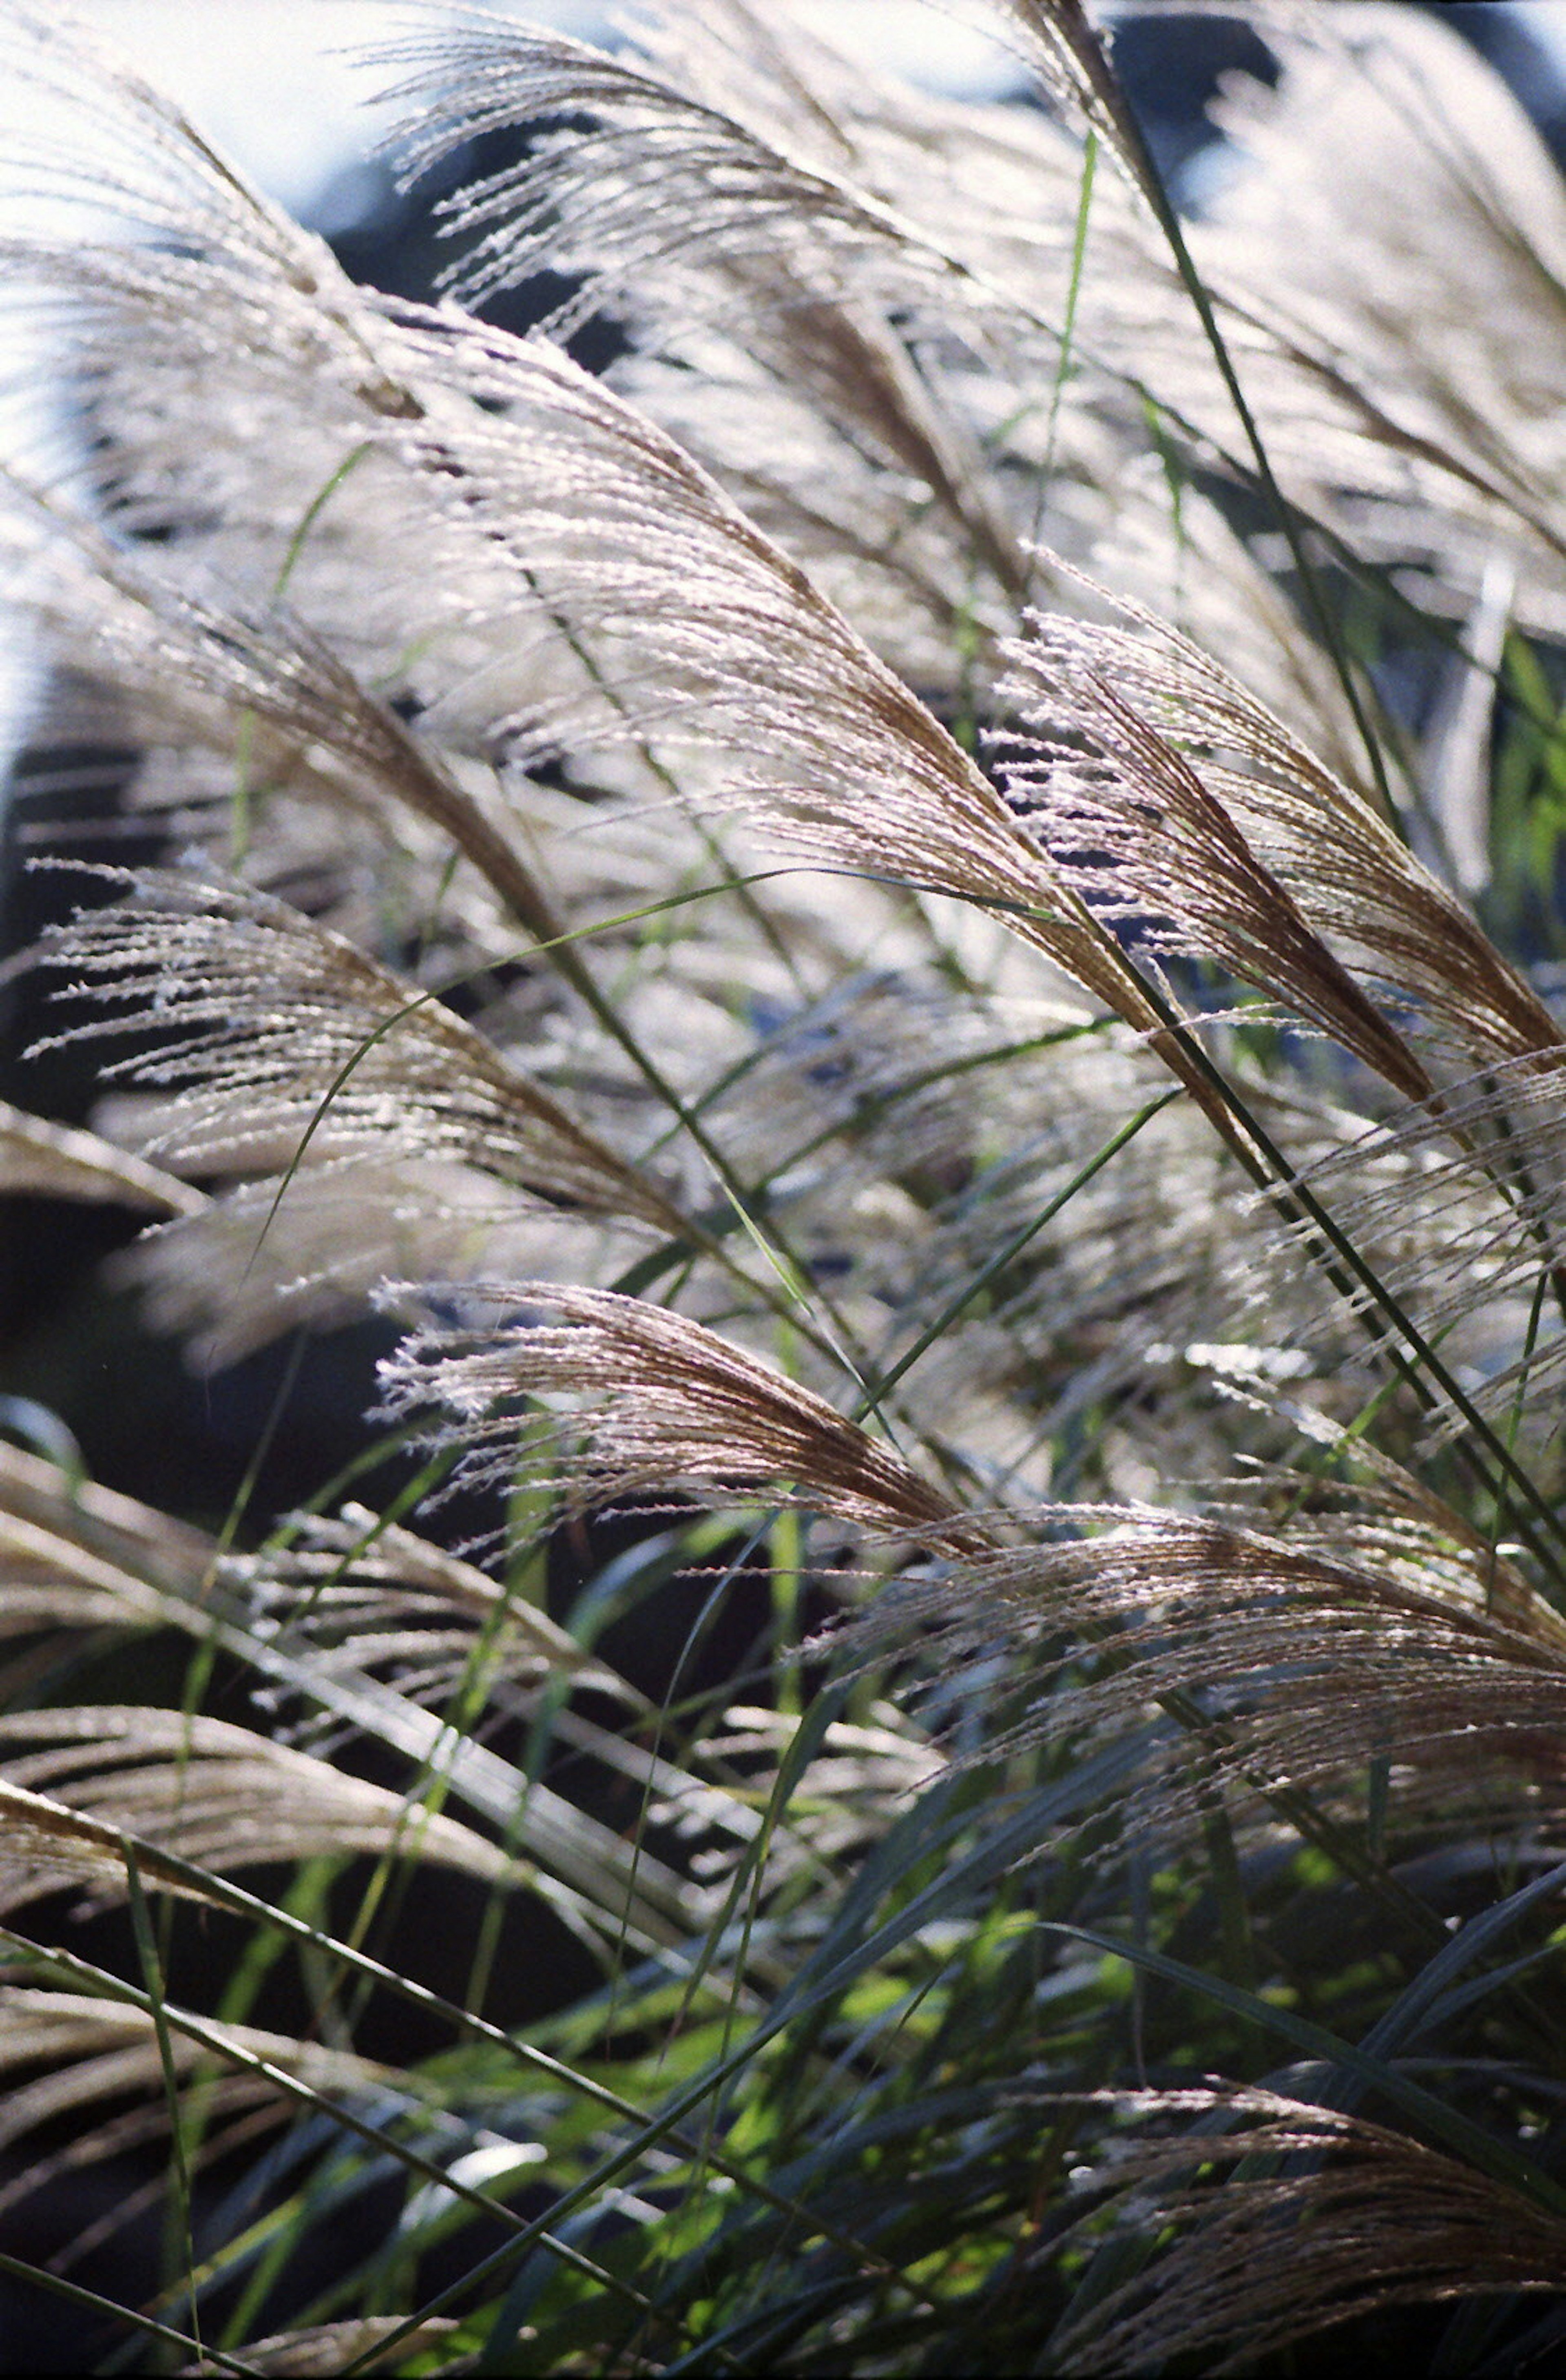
[{"x1": 6, "y1": 1, "x2": 1566, "y2": 2369}]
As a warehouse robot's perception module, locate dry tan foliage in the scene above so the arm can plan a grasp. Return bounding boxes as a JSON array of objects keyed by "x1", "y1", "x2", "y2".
[
  {"x1": 8, "y1": 6, "x2": 1566, "y2": 2362},
  {"x1": 0, "y1": 1443, "x2": 224, "y2": 1704},
  {"x1": 0, "y1": 1984, "x2": 398, "y2": 2285},
  {"x1": 0, "y1": 1986, "x2": 391, "y2": 2137},
  {"x1": 999, "y1": 579, "x2": 1565, "y2": 1085},
  {"x1": 0, "y1": 1506, "x2": 186, "y2": 1651},
  {"x1": 851, "y1": 1481, "x2": 1566, "y2": 1837},
  {"x1": 179, "y1": 2322, "x2": 462, "y2": 2378},
  {"x1": 0, "y1": 1777, "x2": 212, "y2": 1907},
  {"x1": 0, "y1": 1098, "x2": 205, "y2": 1214},
  {"x1": 0, "y1": 1707, "x2": 518, "y2": 1911},
  {"x1": 378, "y1": 1282, "x2": 976, "y2": 1543},
  {"x1": 0, "y1": 1439, "x2": 212, "y2": 1597},
  {"x1": 1049, "y1": 2087, "x2": 1566, "y2": 2376},
  {"x1": 232, "y1": 1499, "x2": 637, "y2": 1713},
  {"x1": 0, "y1": 1437, "x2": 709, "y2": 1942},
  {"x1": 35, "y1": 868, "x2": 682, "y2": 1223},
  {"x1": 0, "y1": 1446, "x2": 706, "y2": 1949}
]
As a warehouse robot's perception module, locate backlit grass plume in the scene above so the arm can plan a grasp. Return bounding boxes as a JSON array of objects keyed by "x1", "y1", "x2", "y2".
[{"x1": 6, "y1": 3, "x2": 1566, "y2": 2371}]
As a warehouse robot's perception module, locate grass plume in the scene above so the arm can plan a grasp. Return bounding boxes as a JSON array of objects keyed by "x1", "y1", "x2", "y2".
[{"x1": 6, "y1": 3, "x2": 1566, "y2": 2369}]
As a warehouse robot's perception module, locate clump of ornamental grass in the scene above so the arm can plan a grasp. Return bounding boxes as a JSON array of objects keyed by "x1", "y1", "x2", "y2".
[{"x1": 5, "y1": 2, "x2": 1566, "y2": 2370}]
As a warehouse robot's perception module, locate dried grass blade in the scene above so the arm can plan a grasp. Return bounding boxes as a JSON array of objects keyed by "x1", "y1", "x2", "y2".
[{"x1": 0, "y1": 1101, "x2": 205, "y2": 1215}]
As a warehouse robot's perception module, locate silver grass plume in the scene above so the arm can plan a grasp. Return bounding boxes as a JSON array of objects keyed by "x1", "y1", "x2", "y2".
[
  {"x1": 364, "y1": 0, "x2": 1177, "y2": 673},
  {"x1": 997, "y1": 575, "x2": 1566, "y2": 1087},
  {"x1": 372, "y1": 6, "x2": 1012, "y2": 333},
  {"x1": 0, "y1": 7, "x2": 1252, "y2": 1155},
  {"x1": 1270, "y1": 1063, "x2": 1566, "y2": 1450},
  {"x1": 1100, "y1": 482, "x2": 1388, "y2": 805},
  {"x1": 359, "y1": 2, "x2": 1566, "y2": 659},
  {"x1": 233, "y1": 1501, "x2": 639, "y2": 1716},
  {"x1": 377, "y1": 1283, "x2": 978, "y2": 1543},
  {"x1": 6, "y1": 8, "x2": 1566, "y2": 2367},
  {"x1": 105, "y1": 1160, "x2": 659, "y2": 1372},
  {"x1": 1047, "y1": 2087, "x2": 1566, "y2": 2377},
  {"x1": 2, "y1": 496, "x2": 566, "y2": 946},
  {"x1": 32, "y1": 867, "x2": 682, "y2": 1226},
  {"x1": 1200, "y1": 4, "x2": 1566, "y2": 612},
  {"x1": 0, "y1": 1706, "x2": 520, "y2": 1912},
  {"x1": 847, "y1": 1479, "x2": 1566, "y2": 1840},
  {"x1": 369, "y1": 1, "x2": 1051, "y2": 607},
  {"x1": 0, "y1": 1443, "x2": 706, "y2": 1950},
  {"x1": 983, "y1": 2, "x2": 1160, "y2": 202},
  {"x1": 0, "y1": 1988, "x2": 394, "y2": 2252}
]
